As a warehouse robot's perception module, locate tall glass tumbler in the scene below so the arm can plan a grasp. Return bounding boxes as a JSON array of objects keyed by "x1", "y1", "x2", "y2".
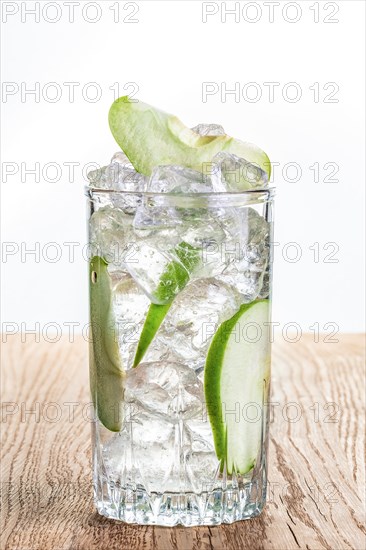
[{"x1": 86, "y1": 187, "x2": 274, "y2": 526}]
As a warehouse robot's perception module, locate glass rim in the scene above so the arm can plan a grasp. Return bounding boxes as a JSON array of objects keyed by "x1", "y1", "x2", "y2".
[{"x1": 85, "y1": 186, "x2": 275, "y2": 207}]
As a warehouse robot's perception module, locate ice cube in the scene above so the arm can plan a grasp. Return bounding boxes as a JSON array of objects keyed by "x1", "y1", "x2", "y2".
[
  {"x1": 191, "y1": 123, "x2": 225, "y2": 136},
  {"x1": 147, "y1": 165, "x2": 213, "y2": 194},
  {"x1": 124, "y1": 362, "x2": 203, "y2": 422},
  {"x1": 125, "y1": 232, "x2": 192, "y2": 304},
  {"x1": 110, "y1": 150, "x2": 134, "y2": 169},
  {"x1": 135, "y1": 165, "x2": 213, "y2": 231},
  {"x1": 102, "y1": 428, "x2": 136, "y2": 484},
  {"x1": 129, "y1": 414, "x2": 202, "y2": 493},
  {"x1": 124, "y1": 366, "x2": 206, "y2": 493},
  {"x1": 88, "y1": 152, "x2": 144, "y2": 192},
  {"x1": 87, "y1": 165, "x2": 110, "y2": 189},
  {"x1": 133, "y1": 194, "x2": 182, "y2": 230},
  {"x1": 102, "y1": 415, "x2": 176, "y2": 492},
  {"x1": 148, "y1": 279, "x2": 242, "y2": 369},
  {"x1": 185, "y1": 450, "x2": 219, "y2": 494},
  {"x1": 134, "y1": 160, "x2": 226, "y2": 234},
  {"x1": 144, "y1": 331, "x2": 206, "y2": 369},
  {"x1": 177, "y1": 206, "x2": 246, "y2": 279},
  {"x1": 217, "y1": 208, "x2": 270, "y2": 301},
  {"x1": 213, "y1": 152, "x2": 268, "y2": 191},
  {"x1": 89, "y1": 205, "x2": 133, "y2": 266},
  {"x1": 112, "y1": 273, "x2": 150, "y2": 367},
  {"x1": 88, "y1": 153, "x2": 146, "y2": 214},
  {"x1": 218, "y1": 263, "x2": 266, "y2": 302},
  {"x1": 89, "y1": 195, "x2": 188, "y2": 300},
  {"x1": 184, "y1": 420, "x2": 220, "y2": 493},
  {"x1": 180, "y1": 212, "x2": 226, "y2": 251},
  {"x1": 130, "y1": 416, "x2": 177, "y2": 492},
  {"x1": 102, "y1": 403, "x2": 216, "y2": 494}
]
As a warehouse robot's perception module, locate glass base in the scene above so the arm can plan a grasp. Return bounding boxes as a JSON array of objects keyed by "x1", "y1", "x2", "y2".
[{"x1": 93, "y1": 470, "x2": 267, "y2": 526}]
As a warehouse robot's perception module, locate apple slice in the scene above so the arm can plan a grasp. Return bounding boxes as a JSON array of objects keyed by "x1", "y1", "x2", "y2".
[
  {"x1": 204, "y1": 300, "x2": 271, "y2": 474},
  {"x1": 109, "y1": 97, "x2": 271, "y2": 183},
  {"x1": 133, "y1": 303, "x2": 171, "y2": 368},
  {"x1": 90, "y1": 256, "x2": 124, "y2": 431},
  {"x1": 133, "y1": 242, "x2": 200, "y2": 367}
]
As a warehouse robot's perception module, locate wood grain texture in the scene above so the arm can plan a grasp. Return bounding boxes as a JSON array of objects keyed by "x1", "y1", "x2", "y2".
[{"x1": 1, "y1": 334, "x2": 365, "y2": 550}]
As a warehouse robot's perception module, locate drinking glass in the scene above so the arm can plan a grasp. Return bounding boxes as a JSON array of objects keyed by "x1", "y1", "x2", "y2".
[{"x1": 86, "y1": 187, "x2": 274, "y2": 526}]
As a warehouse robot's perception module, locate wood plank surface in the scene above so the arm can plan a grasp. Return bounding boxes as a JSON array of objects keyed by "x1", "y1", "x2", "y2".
[{"x1": 1, "y1": 334, "x2": 365, "y2": 550}]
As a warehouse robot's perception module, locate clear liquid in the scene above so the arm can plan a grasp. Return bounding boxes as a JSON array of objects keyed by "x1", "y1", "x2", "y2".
[{"x1": 90, "y1": 199, "x2": 272, "y2": 525}]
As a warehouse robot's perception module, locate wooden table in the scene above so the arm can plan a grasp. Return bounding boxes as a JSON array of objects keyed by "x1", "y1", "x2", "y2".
[{"x1": 1, "y1": 334, "x2": 365, "y2": 550}]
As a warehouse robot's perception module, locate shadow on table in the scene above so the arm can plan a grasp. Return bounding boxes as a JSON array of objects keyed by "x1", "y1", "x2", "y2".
[{"x1": 83, "y1": 510, "x2": 268, "y2": 550}]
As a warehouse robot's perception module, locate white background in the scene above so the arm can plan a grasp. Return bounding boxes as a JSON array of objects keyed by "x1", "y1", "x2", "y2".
[{"x1": 1, "y1": 0, "x2": 365, "y2": 335}]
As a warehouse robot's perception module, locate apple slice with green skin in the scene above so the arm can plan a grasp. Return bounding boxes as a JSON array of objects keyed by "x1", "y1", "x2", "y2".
[
  {"x1": 204, "y1": 300, "x2": 271, "y2": 474},
  {"x1": 133, "y1": 242, "x2": 200, "y2": 367},
  {"x1": 109, "y1": 97, "x2": 271, "y2": 185},
  {"x1": 133, "y1": 303, "x2": 171, "y2": 368},
  {"x1": 90, "y1": 256, "x2": 124, "y2": 431}
]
